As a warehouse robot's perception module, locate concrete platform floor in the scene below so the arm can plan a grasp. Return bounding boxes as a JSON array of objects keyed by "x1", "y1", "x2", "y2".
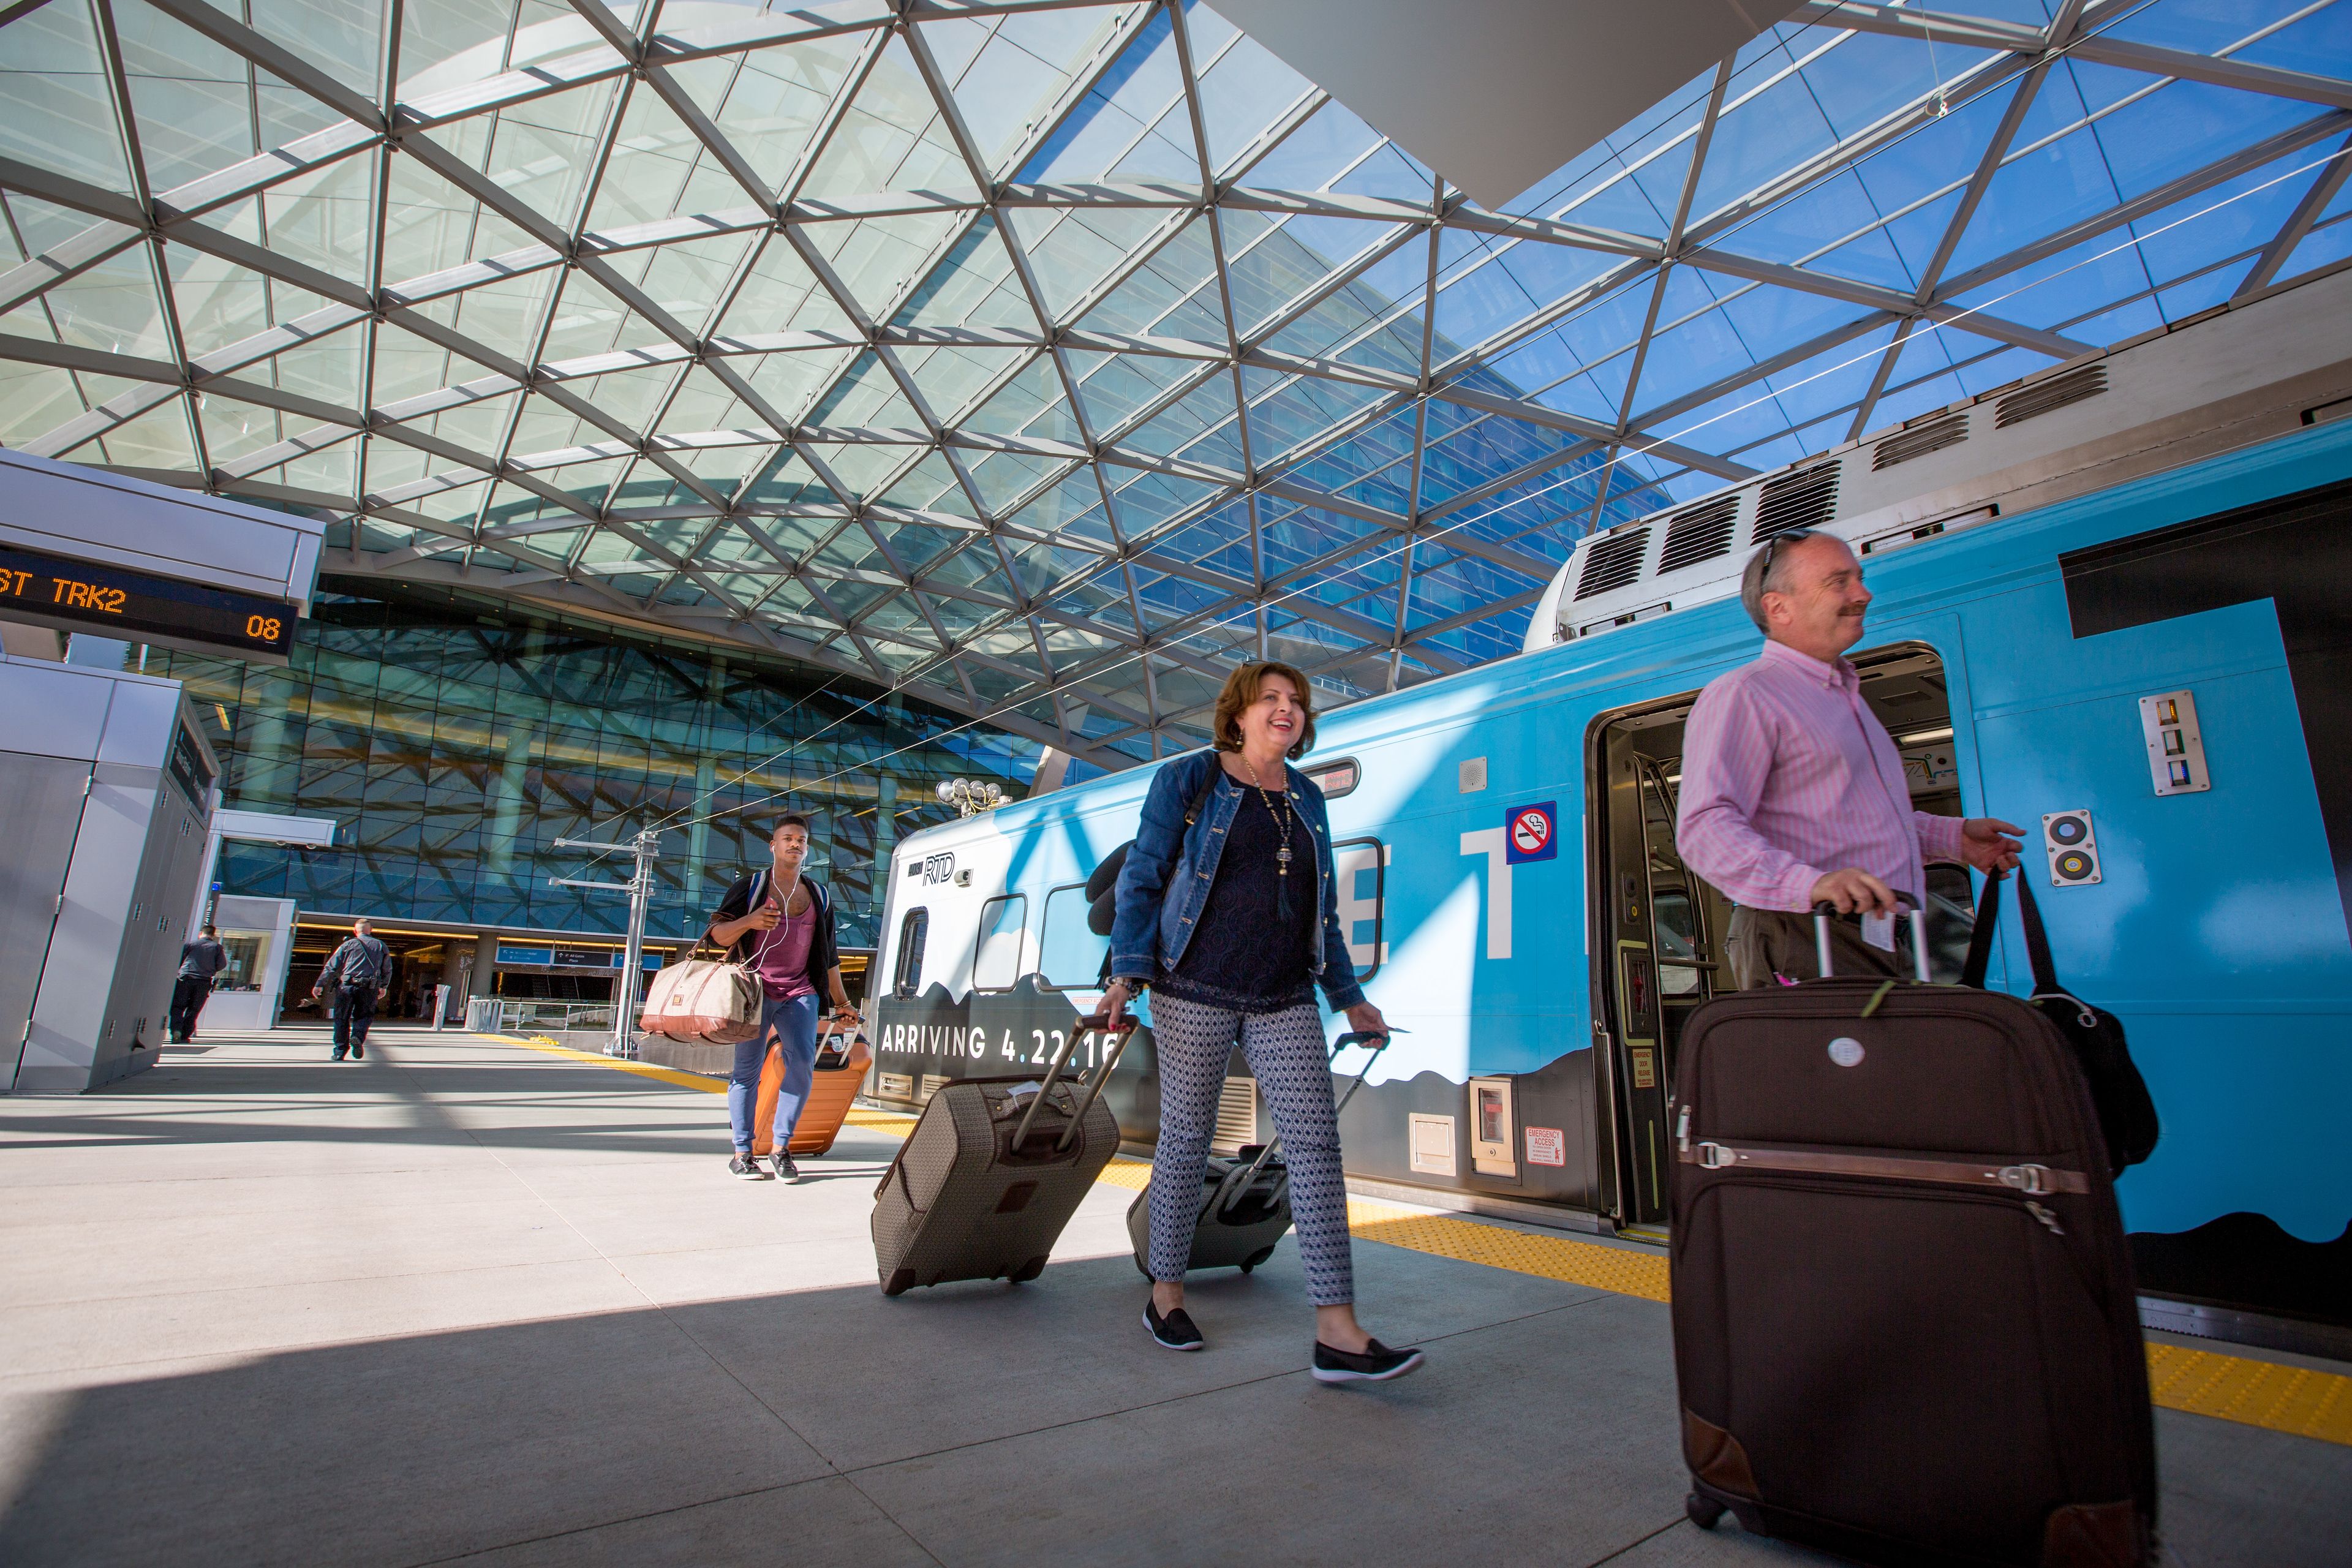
[{"x1": 1, "y1": 1029, "x2": 2345, "y2": 1567}]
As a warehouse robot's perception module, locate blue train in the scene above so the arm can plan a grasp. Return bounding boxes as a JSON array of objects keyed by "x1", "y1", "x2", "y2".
[{"x1": 865, "y1": 271, "x2": 2352, "y2": 1348}]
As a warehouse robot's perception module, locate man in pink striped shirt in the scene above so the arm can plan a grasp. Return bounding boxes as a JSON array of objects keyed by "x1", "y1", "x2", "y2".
[{"x1": 1676, "y1": 529, "x2": 2021, "y2": 987}]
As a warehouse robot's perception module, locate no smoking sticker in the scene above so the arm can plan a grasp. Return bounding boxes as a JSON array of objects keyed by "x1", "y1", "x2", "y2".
[{"x1": 1505, "y1": 800, "x2": 1556, "y2": 863}]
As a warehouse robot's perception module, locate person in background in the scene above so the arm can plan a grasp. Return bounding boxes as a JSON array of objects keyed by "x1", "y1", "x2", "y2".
[
  {"x1": 168, "y1": 924, "x2": 227, "y2": 1043},
  {"x1": 706, "y1": 815, "x2": 859, "y2": 1181},
  {"x1": 1104, "y1": 660, "x2": 1422, "y2": 1385},
  {"x1": 1676, "y1": 529, "x2": 2022, "y2": 987},
  {"x1": 311, "y1": 919, "x2": 391, "y2": 1061}
]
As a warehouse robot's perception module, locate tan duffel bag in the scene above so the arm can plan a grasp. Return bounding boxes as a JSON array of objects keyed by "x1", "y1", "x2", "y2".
[{"x1": 638, "y1": 944, "x2": 762, "y2": 1046}]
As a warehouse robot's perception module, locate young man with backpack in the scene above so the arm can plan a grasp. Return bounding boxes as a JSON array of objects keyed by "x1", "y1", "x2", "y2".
[
  {"x1": 705, "y1": 815, "x2": 859, "y2": 1180},
  {"x1": 312, "y1": 919, "x2": 391, "y2": 1061}
]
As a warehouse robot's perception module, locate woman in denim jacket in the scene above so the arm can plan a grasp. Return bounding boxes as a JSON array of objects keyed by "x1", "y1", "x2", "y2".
[{"x1": 1103, "y1": 661, "x2": 1422, "y2": 1384}]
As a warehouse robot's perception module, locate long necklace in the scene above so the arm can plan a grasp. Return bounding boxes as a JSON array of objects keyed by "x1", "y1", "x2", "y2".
[{"x1": 1239, "y1": 754, "x2": 1295, "y2": 878}]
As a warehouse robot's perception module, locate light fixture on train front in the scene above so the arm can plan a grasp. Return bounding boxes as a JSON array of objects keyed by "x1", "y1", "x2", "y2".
[{"x1": 937, "y1": 778, "x2": 1006, "y2": 817}]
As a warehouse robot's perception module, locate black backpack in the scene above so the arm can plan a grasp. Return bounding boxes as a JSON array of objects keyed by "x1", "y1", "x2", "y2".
[{"x1": 1963, "y1": 872, "x2": 2159, "y2": 1175}]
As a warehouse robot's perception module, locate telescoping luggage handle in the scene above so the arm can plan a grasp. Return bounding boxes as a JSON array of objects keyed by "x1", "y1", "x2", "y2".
[
  {"x1": 1811, "y1": 893, "x2": 1930, "y2": 983},
  {"x1": 814, "y1": 1018, "x2": 865, "y2": 1071},
  {"x1": 1215, "y1": 1030, "x2": 1391, "y2": 1218},
  {"x1": 1006, "y1": 1008, "x2": 1140, "y2": 1156}
]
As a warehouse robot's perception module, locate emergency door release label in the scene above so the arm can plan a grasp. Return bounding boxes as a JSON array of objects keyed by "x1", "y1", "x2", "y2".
[{"x1": 1525, "y1": 1126, "x2": 1566, "y2": 1167}]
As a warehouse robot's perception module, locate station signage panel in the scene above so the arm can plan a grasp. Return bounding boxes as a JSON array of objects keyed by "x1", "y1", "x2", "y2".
[{"x1": 0, "y1": 540, "x2": 298, "y2": 660}]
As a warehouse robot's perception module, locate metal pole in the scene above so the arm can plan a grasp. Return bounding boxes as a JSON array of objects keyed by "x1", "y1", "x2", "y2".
[
  {"x1": 548, "y1": 832, "x2": 658, "y2": 1057},
  {"x1": 614, "y1": 829, "x2": 655, "y2": 1058}
]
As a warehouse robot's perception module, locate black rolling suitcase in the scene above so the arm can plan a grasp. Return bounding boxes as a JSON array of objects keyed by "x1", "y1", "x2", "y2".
[
  {"x1": 872, "y1": 1019, "x2": 1136, "y2": 1297},
  {"x1": 1670, "y1": 902, "x2": 2155, "y2": 1567},
  {"x1": 1124, "y1": 1031, "x2": 1387, "y2": 1276}
]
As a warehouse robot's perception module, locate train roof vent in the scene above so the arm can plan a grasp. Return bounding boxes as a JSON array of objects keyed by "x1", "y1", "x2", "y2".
[
  {"x1": 1872, "y1": 412, "x2": 1969, "y2": 470},
  {"x1": 1574, "y1": 526, "x2": 1650, "y2": 600},
  {"x1": 1752, "y1": 459, "x2": 1839, "y2": 541},
  {"x1": 1656, "y1": 494, "x2": 1741, "y2": 573},
  {"x1": 1996, "y1": 363, "x2": 2106, "y2": 428}
]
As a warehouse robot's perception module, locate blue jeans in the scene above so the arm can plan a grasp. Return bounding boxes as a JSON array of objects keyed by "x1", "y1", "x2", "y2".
[{"x1": 728, "y1": 993, "x2": 820, "y2": 1153}]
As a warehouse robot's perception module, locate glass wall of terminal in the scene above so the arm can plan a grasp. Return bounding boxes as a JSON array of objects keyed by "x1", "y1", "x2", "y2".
[{"x1": 147, "y1": 584, "x2": 1036, "y2": 963}]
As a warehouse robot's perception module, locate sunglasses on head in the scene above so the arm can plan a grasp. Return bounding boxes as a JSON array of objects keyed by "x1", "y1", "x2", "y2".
[{"x1": 1756, "y1": 527, "x2": 1819, "y2": 586}]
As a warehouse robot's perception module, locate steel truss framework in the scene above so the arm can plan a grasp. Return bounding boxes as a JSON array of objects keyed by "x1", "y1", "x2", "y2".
[{"x1": 3, "y1": 0, "x2": 2350, "y2": 766}]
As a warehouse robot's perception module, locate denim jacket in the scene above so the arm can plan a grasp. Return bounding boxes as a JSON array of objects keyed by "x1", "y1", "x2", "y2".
[{"x1": 1108, "y1": 749, "x2": 1365, "y2": 1011}]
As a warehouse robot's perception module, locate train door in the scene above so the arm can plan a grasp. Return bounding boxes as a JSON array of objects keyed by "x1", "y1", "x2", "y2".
[{"x1": 1587, "y1": 641, "x2": 1971, "y2": 1231}]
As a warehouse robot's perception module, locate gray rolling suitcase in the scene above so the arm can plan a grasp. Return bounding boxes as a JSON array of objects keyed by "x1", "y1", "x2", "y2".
[
  {"x1": 1125, "y1": 1031, "x2": 1387, "y2": 1276},
  {"x1": 872, "y1": 1019, "x2": 1136, "y2": 1297}
]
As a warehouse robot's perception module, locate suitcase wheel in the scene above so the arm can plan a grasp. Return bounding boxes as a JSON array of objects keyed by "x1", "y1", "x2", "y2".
[
  {"x1": 881, "y1": 1268, "x2": 916, "y2": 1298},
  {"x1": 1685, "y1": 1492, "x2": 1725, "y2": 1531},
  {"x1": 1010, "y1": 1256, "x2": 1047, "y2": 1284},
  {"x1": 1242, "y1": 1246, "x2": 1275, "y2": 1272}
]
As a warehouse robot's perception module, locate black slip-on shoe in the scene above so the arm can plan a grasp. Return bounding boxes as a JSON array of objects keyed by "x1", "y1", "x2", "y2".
[
  {"x1": 350, "y1": 1043, "x2": 364, "y2": 1060},
  {"x1": 771, "y1": 1152, "x2": 799, "y2": 1180},
  {"x1": 1144, "y1": 1299, "x2": 1205, "y2": 1351},
  {"x1": 729, "y1": 1153, "x2": 771, "y2": 1180},
  {"x1": 1311, "y1": 1338, "x2": 1425, "y2": 1384}
]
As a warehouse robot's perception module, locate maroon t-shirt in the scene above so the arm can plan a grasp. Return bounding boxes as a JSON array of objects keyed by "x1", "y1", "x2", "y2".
[{"x1": 749, "y1": 893, "x2": 818, "y2": 1002}]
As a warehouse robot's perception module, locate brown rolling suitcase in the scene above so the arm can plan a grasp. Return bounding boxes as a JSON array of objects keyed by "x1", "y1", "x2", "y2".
[
  {"x1": 871, "y1": 1019, "x2": 1135, "y2": 1297},
  {"x1": 751, "y1": 1023, "x2": 872, "y2": 1159},
  {"x1": 1670, "y1": 902, "x2": 2155, "y2": 1567}
]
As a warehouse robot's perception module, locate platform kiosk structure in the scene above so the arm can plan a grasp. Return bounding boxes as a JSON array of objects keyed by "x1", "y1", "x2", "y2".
[{"x1": 0, "y1": 452, "x2": 325, "y2": 1092}]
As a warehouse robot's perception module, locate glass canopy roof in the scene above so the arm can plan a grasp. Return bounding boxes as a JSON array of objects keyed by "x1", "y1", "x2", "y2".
[{"x1": 4, "y1": 0, "x2": 2350, "y2": 767}]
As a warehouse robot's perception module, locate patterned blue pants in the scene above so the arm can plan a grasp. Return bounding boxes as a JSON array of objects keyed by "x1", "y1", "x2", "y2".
[{"x1": 1146, "y1": 995, "x2": 1353, "y2": 1306}]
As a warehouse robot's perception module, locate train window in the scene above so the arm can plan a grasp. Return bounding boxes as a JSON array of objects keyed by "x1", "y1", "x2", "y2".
[
  {"x1": 973, "y1": 894, "x2": 1028, "y2": 992},
  {"x1": 1038, "y1": 882, "x2": 1109, "y2": 988},
  {"x1": 1302, "y1": 756, "x2": 1359, "y2": 799},
  {"x1": 1332, "y1": 836, "x2": 1387, "y2": 980},
  {"x1": 891, "y1": 908, "x2": 928, "y2": 997},
  {"x1": 1654, "y1": 892, "x2": 1702, "y2": 996}
]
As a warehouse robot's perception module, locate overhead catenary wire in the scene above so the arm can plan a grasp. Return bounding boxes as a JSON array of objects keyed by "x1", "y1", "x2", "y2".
[{"x1": 560, "y1": 668, "x2": 850, "y2": 873}]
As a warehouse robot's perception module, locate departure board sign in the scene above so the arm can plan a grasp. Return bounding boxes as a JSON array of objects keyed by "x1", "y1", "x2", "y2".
[{"x1": 0, "y1": 541, "x2": 297, "y2": 658}]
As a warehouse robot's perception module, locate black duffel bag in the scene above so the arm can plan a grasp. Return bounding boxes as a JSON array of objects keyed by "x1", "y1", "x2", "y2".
[{"x1": 1962, "y1": 869, "x2": 2158, "y2": 1175}]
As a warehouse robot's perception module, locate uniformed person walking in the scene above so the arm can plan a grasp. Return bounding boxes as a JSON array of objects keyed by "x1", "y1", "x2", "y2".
[
  {"x1": 311, "y1": 919, "x2": 391, "y2": 1061},
  {"x1": 167, "y1": 924, "x2": 227, "y2": 1042}
]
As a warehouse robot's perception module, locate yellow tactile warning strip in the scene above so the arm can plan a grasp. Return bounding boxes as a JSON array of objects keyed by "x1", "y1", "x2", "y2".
[
  {"x1": 2147, "y1": 1343, "x2": 2352, "y2": 1446},
  {"x1": 484, "y1": 1033, "x2": 2352, "y2": 1447},
  {"x1": 492, "y1": 1033, "x2": 727, "y2": 1094},
  {"x1": 1346, "y1": 1197, "x2": 1675, "y2": 1303},
  {"x1": 491, "y1": 1035, "x2": 922, "y2": 1134},
  {"x1": 1095, "y1": 1158, "x2": 1152, "y2": 1191}
]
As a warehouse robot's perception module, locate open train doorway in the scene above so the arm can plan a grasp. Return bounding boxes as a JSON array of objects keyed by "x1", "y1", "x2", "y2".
[{"x1": 1586, "y1": 641, "x2": 1976, "y2": 1230}]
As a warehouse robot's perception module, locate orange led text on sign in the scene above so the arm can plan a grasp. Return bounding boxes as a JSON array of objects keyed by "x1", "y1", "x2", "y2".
[
  {"x1": 53, "y1": 577, "x2": 129, "y2": 614},
  {"x1": 1, "y1": 567, "x2": 127, "y2": 616}
]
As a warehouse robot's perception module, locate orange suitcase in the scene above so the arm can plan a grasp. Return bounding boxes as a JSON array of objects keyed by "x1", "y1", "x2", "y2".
[{"x1": 752, "y1": 1025, "x2": 872, "y2": 1158}]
